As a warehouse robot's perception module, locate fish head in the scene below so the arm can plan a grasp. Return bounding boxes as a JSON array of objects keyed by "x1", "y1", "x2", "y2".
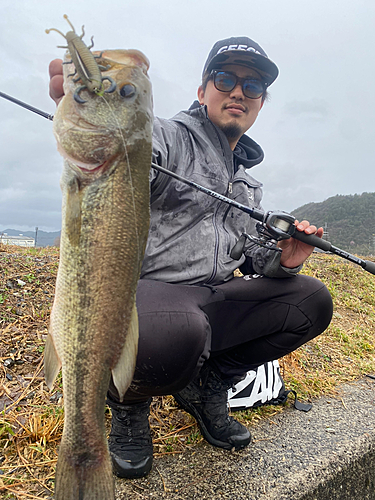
[{"x1": 53, "y1": 49, "x2": 153, "y2": 173}]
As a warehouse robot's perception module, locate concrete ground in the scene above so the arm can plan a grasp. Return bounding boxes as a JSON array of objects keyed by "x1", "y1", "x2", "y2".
[{"x1": 114, "y1": 377, "x2": 375, "y2": 500}]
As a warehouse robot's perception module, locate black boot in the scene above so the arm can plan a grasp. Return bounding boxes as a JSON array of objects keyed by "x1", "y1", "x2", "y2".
[
  {"x1": 173, "y1": 365, "x2": 251, "y2": 451},
  {"x1": 107, "y1": 396, "x2": 153, "y2": 479}
]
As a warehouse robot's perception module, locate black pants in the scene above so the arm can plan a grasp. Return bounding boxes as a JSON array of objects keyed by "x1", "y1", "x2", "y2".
[{"x1": 109, "y1": 275, "x2": 333, "y2": 403}]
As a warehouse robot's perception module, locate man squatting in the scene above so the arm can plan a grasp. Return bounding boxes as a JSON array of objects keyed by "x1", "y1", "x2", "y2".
[{"x1": 49, "y1": 36, "x2": 333, "y2": 479}]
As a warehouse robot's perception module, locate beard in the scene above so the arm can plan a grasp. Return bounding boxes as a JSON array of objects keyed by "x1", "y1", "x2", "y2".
[{"x1": 218, "y1": 122, "x2": 242, "y2": 141}]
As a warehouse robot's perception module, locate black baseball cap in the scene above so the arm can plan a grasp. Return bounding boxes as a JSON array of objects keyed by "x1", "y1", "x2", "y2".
[{"x1": 202, "y1": 36, "x2": 279, "y2": 87}]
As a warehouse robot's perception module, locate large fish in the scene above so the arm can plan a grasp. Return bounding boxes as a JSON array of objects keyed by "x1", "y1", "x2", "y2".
[{"x1": 44, "y1": 49, "x2": 153, "y2": 499}]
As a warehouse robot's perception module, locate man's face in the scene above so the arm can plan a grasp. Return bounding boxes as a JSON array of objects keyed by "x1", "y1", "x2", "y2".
[{"x1": 198, "y1": 64, "x2": 264, "y2": 149}]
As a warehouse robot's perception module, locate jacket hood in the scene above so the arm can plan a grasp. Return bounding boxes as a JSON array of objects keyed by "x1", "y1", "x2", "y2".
[
  {"x1": 233, "y1": 133, "x2": 264, "y2": 170},
  {"x1": 177, "y1": 100, "x2": 264, "y2": 170}
]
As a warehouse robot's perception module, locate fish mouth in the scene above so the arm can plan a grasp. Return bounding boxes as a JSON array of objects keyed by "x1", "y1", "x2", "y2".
[
  {"x1": 61, "y1": 116, "x2": 109, "y2": 134},
  {"x1": 71, "y1": 156, "x2": 117, "y2": 174},
  {"x1": 56, "y1": 139, "x2": 117, "y2": 174},
  {"x1": 78, "y1": 159, "x2": 110, "y2": 173}
]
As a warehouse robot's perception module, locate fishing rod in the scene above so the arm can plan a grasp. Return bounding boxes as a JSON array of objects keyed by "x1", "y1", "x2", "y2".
[
  {"x1": 151, "y1": 163, "x2": 375, "y2": 276},
  {"x1": 1, "y1": 91, "x2": 374, "y2": 275},
  {"x1": 0, "y1": 91, "x2": 54, "y2": 121}
]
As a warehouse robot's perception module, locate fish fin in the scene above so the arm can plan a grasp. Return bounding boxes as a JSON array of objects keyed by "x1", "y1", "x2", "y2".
[
  {"x1": 112, "y1": 302, "x2": 139, "y2": 402},
  {"x1": 44, "y1": 333, "x2": 62, "y2": 390},
  {"x1": 66, "y1": 173, "x2": 81, "y2": 246},
  {"x1": 54, "y1": 441, "x2": 114, "y2": 500}
]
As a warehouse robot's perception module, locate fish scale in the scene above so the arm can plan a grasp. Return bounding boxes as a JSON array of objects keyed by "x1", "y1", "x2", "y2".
[{"x1": 44, "y1": 49, "x2": 153, "y2": 500}]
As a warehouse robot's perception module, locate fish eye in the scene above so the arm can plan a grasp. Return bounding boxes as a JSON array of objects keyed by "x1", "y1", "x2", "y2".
[{"x1": 119, "y1": 84, "x2": 136, "y2": 98}]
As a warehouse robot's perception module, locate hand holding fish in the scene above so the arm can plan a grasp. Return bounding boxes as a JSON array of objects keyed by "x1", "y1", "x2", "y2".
[{"x1": 49, "y1": 59, "x2": 64, "y2": 104}]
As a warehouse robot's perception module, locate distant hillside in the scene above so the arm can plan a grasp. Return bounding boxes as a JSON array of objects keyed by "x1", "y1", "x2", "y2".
[
  {"x1": 292, "y1": 192, "x2": 375, "y2": 255},
  {"x1": 0, "y1": 228, "x2": 60, "y2": 247}
]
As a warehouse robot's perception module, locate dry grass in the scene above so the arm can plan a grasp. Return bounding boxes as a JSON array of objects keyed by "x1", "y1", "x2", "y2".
[
  {"x1": 279, "y1": 252, "x2": 375, "y2": 399},
  {"x1": 0, "y1": 245, "x2": 374, "y2": 498}
]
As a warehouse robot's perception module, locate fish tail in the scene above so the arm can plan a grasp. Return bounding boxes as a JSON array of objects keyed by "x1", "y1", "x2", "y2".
[{"x1": 54, "y1": 441, "x2": 114, "y2": 500}]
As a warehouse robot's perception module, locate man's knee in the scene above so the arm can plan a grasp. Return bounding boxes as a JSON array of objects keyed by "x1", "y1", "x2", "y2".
[
  {"x1": 294, "y1": 275, "x2": 333, "y2": 340},
  {"x1": 300, "y1": 275, "x2": 333, "y2": 317}
]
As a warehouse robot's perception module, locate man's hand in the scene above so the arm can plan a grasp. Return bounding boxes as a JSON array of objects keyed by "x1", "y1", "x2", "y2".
[
  {"x1": 278, "y1": 220, "x2": 323, "y2": 269},
  {"x1": 49, "y1": 59, "x2": 64, "y2": 105}
]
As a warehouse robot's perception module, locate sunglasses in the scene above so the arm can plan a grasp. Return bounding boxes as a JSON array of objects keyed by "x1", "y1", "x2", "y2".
[{"x1": 210, "y1": 70, "x2": 266, "y2": 99}]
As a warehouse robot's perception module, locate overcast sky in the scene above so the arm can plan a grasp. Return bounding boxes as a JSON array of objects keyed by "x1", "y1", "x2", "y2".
[{"x1": 1, "y1": 0, "x2": 374, "y2": 232}]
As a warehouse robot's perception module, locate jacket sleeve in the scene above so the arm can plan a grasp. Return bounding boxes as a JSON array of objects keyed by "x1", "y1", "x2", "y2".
[{"x1": 241, "y1": 247, "x2": 303, "y2": 278}]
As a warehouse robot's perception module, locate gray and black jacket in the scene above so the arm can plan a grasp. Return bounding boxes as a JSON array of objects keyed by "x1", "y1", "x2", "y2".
[{"x1": 140, "y1": 103, "x2": 299, "y2": 285}]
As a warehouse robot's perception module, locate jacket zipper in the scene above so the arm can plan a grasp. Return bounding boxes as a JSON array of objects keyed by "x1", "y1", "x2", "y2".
[
  {"x1": 206, "y1": 204, "x2": 221, "y2": 284},
  {"x1": 206, "y1": 179, "x2": 235, "y2": 284},
  {"x1": 205, "y1": 117, "x2": 235, "y2": 284}
]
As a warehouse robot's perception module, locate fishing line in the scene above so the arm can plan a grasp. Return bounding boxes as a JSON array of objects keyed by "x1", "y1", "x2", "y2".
[{"x1": 99, "y1": 94, "x2": 141, "y2": 263}]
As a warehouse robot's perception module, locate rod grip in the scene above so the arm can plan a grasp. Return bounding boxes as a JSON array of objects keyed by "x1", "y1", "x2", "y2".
[
  {"x1": 292, "y1": 230, "x2": 332, "y2": 252},
  {"x1": 363, "y1": 260, "x2": 375, "y2": 275}
]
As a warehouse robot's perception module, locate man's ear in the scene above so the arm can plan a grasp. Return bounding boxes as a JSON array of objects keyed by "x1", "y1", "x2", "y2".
[{"x1": 197, "y1": 85, "x2": 205, "y2": 105}]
